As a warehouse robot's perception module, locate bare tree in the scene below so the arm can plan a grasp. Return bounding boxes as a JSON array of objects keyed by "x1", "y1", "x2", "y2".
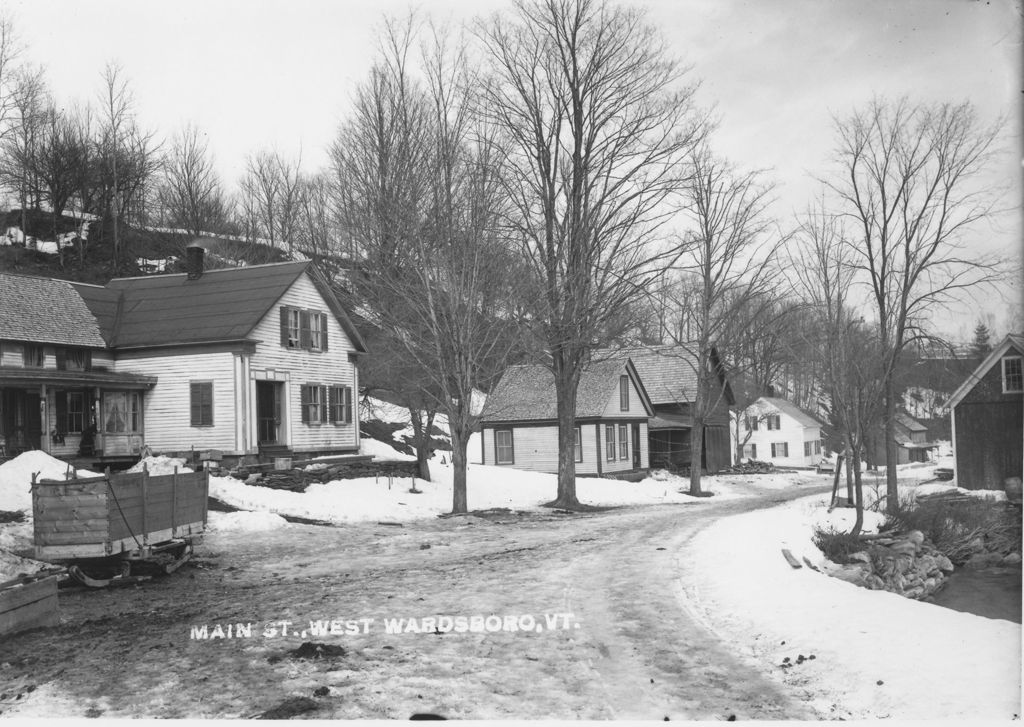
[
  {"x1": 98, "y1": 61, "x2": 132, "y2": 268},
  {"x1": 333, "y1": 17, "x2": 522, "y2": 513},
  {"x1": 159, "y1": 123, "x2": 228, "y2": 236},
  {"x1": 669, "y1": 147, "x2": 782, "y2": 495},
  {"x1": 826, "y1": 96, "x2": 1004, "y2": 512},
  {"x1": 0, "y1": 14, "x2": 23, "y2": 147},
  {"x1": 0, "y1": 65, "x2": 47, "y2": 240},
  {"x1": 238, "y1": 148, "x2": 303, "y2": 254},
  {"x1": 790, "y1": 202, "x2": 886, "y2": 536},
  {"x1": 477, "y1": 0, "x2": 708, "y2": 508}
]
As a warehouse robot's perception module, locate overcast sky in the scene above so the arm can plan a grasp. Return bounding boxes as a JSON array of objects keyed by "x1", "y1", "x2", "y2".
[{"x1": 5, "y1": 0, "x2": 1022, "y2": 340}]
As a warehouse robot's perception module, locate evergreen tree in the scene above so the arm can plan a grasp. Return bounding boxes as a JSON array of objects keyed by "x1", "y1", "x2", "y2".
[{"x1": 971, "y1": 322, "x2": 992, "y2": 359}]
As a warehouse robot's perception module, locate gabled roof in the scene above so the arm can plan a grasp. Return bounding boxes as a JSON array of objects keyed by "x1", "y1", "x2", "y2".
[
  {"x1": 610, "y1": 344, "x2": 735, "y2": 407},
  {"x1": 946, "y1": 333, "x2": 1024, "y2": 409},
  {"x1": 73, "y1": 261, "x2": 367, "y2": 352},
  {"x1": 480, "y1": 358, "x2": 653, "y2": 423},
  {"x1": 0, "y1": 273, "x2": 106, "y2": 348},
  {"x1": 749, "y1": 397, "x2": 822, "y2": 429},
  {"x1": 894, "y1": 412, "x2": 927, "y2": 433}
]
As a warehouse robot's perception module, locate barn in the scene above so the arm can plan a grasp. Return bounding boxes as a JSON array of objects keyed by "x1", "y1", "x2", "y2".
[{"x1": 946, "y1": 333, "x2": 1023, "y2": 491}]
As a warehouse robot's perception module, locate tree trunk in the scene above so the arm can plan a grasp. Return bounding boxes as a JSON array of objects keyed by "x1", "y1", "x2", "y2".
[
  {"x1": 688, "y1": 423, "x2": 704, "y2": 496},
  {"x1": 851, "y1": 445, "x2": 865, "y2": 538},
  {"x1": 548, "y1": 367, "x2": 581, "y2": 509},
  {"x1": 409, "y1": 408, "x2": 433, "y2": 482},
  {"x1": 884, "y1": 378, "x2": 898, "y2": 514},
  {"x1": 450, "y1": 426, "x2": 468, "y2": 514}
]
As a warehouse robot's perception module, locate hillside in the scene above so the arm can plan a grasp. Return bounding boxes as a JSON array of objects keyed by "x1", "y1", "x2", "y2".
[{"x1": 0, "y1": 208, "x2": 291, "y2": 284}]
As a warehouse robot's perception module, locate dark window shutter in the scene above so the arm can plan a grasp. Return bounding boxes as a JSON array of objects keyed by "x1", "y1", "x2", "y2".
[
  {"x1": 320, "y1": 386, "x2": 328, "y2": 423},
  {"x1": 320, "y1": 313, "x2": 329, "y2": 351},
  {"x1": 55, "y1": 348, "x2": 66, "y2": 370},
  {"x1": 344, "y1": 387, "x2": 352, "y2": 423},
  {"x1": 55, "y1": 392, "x2": 67, "y2": 431},
  {"x1": 190, "y1": 383, "x2": 200, "y2": 425},
  {"x1": 280, "y1": 307, "x2": 290, "y2": 347},
  {"x1": 328, "y1": 386, "x2": 338, "y2": 422},
  {"x1": 300, "y1": 385, "x2": 311, "y2": 423},
  {"x1": 299, "y1": 311, "x2": 311, "y2": 349}
]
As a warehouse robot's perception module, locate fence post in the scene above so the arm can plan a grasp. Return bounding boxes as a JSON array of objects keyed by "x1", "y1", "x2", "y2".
[
  {"x1": 141, "y1": 464, "x2": 149, "y2": 547},
  {"x1": 171, "y1": 466, "x2": 178, "y2": 535}
]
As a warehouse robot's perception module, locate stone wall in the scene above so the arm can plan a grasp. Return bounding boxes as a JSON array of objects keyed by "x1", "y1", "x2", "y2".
[{"x1": 826, "y1": 530, "x2": 955, "y2": 600}]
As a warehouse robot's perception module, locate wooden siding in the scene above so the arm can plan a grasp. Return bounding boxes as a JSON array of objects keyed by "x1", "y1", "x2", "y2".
[
  {"x1": 248, "y1": 274, "x2": 359, "y2": 454},
  {"x1": 600, "y1": 373, "x2": 648, "y2": 419},
  {"x1": 482, "y1": 421, "x2": 648, "y2": 475},
  {"x1": 955, "y1": 400, "x2": 1023, "y2": 490},
  {"x1": 115, "y1": 350, "x2": 238, "y2": 452},
  {"x1": 740, "y1": 411, "x2": 821, "y2": 467},
  {"x1": 961, "y1": 348, "x2": 1023, "y2": 404}
]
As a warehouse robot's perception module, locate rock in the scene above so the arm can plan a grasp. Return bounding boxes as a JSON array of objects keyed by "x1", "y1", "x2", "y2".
[
  {"x1": 937, "y1": 555, "x2": 954, "y2": 572},
  {"x1": 831, "y1": 564, "x2": 870, "y2": 585},
  {"x1": 848, "y1": 551, "x2": 871, "y2": 564},
  {"x1": 1001, "y1": 552, "x2": 1022, "y2": 566},
  {"x1": 968, "y1": 536, "x2": 987, "y2": 554},
  {"x1": 904, "y1": 585, "x2": 924, "y2": 599},
  {"x1": 906, "y1": 530, "x2": 925, "y2": 547},
  {"x1": 865, "y1": 574, "x2": 886, "y2": 590},
  {"x1": 889, "y1": 540, "x2": 918, "y2": 556}
]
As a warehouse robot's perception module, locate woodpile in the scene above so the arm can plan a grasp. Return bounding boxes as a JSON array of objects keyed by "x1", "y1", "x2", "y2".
[
  {"x1": 722, "y1": 459, "x2": 776, "y2": 475},
  {"x1": 230, "y1": 461, "x2": 421, "y2": 492}
]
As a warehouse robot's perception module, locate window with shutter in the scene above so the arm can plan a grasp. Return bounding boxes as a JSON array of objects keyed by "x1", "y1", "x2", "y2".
[
  {"x1": 320, "y1": 313, "x2": 329, "y2": 351},
  {"x1": 190, "y1": 382, "x2": 213, "y2": 426},
  {"x1": 299, "y1": 311, "x2": 311, "y2": 349},
  {"x1": 343, "y1": 386, "x2": 352, "y2": 423},
  {"x1": 300, "y1": 385, "x2": 311, "y2": 423},
  {"x1": 606, "y1": 424, "x2": 616, "y2": 461},
  {"x1": 310, "y1": 312, "x2": 323, "y2": 351}
]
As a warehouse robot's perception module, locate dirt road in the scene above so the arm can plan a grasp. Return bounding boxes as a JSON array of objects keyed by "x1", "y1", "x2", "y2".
[{"x1": 0, "y1": 481, "x2": 829, "y2": 719}]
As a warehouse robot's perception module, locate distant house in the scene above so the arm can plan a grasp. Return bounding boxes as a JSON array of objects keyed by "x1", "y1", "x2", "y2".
[
  {"x1": 737, "y1": 396, "x2": 824, "y2": 467},
  {"x1": 946, "y1": 333, "x2": 1024, "y2": 491},
  {"x1": 0, "y1": 245, "x2": 367, "y2": 466},
  {"x1": 614, "y1": 345, "x2": 734, "y2": 473},
  {"x1": 869, "y1": 412, "x2": 937, "y2": 466},
  {"x1": 478, "y1": 357, "x2": 653, "y2": 478}
]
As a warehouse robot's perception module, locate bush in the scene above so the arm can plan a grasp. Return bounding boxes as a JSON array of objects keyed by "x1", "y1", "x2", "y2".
[
  {"x1": 883, "y1": 494, "x2": 1022, "y2": 565},
  {"x1": 812, "y1": 526, "x2": 866, "y2": 564}
]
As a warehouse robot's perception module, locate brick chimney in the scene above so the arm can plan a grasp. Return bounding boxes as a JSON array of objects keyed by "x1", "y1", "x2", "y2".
[{"x1": 186, "y1": 243, "x2": 205, "y2": 280}]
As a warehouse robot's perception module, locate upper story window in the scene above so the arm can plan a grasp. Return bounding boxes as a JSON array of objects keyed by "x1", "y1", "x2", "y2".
[
  {"x1": 280, "y1": 307, "x2": 328, "y2": 352},
  {"x1": 619, "y1": 375, "x2": 630, "y2": 411},
  {"x1": 1003, "y1": 356, "x2": 1023, "y2": 394},
  {"x1": 59, "y1": 348, "x2": 91, "y2": 371},
  {"x1": 23, "y1": 344, "x2": 44, "y2": 367},
  {"x1": 766, "y1": 414, "x2": 781, "y2": 430}
]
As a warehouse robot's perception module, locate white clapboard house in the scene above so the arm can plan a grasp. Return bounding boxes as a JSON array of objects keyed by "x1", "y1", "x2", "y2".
[
  {"x1": 479, "y1": 357, "x2": 653, "y2": 479},
  {"x1": 0, "y1": 245, "x2": 367, "y2": 467},
  {"x1": 737, "y1": 396, "x2": 824, "y2": 467}
]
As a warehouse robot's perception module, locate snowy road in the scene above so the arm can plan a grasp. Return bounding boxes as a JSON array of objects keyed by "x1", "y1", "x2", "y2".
[{"x1": 1, "y1": 482, "x2": 831, "y2": 719}]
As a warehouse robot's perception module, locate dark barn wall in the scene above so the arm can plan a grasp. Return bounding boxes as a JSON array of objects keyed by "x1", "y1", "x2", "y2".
[{"x1": 955, "y1": 347, "x2": 1024, "y2": 490}]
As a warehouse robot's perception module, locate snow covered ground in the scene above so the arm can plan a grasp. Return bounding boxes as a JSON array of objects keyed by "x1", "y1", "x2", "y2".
[
  {"x1": 0, "y1": 446, "x2": 1017, "y2": 719},
  {"x1": 683, "y1": 490, "x2": 1022, "y2": 720}
]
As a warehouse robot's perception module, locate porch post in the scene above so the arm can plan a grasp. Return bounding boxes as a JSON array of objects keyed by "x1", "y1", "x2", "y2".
[{"x1": 39, "y1": 384, "x2": 48, "y2": 453}]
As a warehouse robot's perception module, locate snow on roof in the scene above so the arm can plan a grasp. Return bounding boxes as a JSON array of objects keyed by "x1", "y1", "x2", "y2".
[{"x1": 750, "y1": 397, "x2": 823, "y2": 429}]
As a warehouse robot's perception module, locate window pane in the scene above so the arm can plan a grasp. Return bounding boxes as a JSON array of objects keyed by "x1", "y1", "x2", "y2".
[
  {"x1": 606, "y1": 424, "x2": 615, "y2": 461},
  {"x1": 104, "y1": 393, "x2": 127, "y2": 433},
  {"x1": 618, "y1": 423, "x2": 628, "y2": 459},
  {"x1": 574, "y1": 427, "x2": 582, "y2": 462}
]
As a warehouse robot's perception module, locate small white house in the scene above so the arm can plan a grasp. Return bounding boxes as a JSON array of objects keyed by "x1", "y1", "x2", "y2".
[
  {"x1": 737, "y1": 396, "x2": 824, "y2": 467},
  {"x1": 479, "y1": 357, "x2": 653, "y2": 479}
]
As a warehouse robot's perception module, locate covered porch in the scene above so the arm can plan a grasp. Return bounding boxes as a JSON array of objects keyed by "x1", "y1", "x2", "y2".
[
  {"x1": 648, "y1": 413, "x2": 731, "y2": 474},
  {"x1": 0, "y1": 368, "x2": 156, "y2": 466}
]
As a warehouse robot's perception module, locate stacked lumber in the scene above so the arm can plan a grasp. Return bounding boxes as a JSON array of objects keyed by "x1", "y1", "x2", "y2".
[{"x1": 722, "y1": 460, "x2": 776, "y2": 475}]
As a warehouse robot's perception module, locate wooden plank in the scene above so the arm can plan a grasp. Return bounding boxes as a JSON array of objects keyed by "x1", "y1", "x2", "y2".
[
  {"x1": 0, "y1": 577, "x2": 57, "y2": 611},
  {"x1": 781, "y1": 549, "x2": 803, "y2": 569},
  {"x1": 0, "y1": 595, "x2": 59, "y2": 635}
]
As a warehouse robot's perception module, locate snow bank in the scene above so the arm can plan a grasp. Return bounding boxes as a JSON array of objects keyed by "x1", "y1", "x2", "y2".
[
  {"x1": 127, "y1": 455, "x2": 193, "y2": 475},
  {"x1": 207, "y1": 510, "x2": 289, "y2": 533},
  {"x1": 208, "y1": 464, "x2": 820, "y2": 524},
  {"x1": 0, "y1": 451, "x2": 99, "y2": 513},
  {"x1": 684, "y1": 493, "x2": 1021, "y2": 720},
  {"x1": 359, "y1": 437, "x2": 415, "y2": 461}
]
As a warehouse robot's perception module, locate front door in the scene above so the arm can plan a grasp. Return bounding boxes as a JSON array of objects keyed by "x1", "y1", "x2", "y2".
[
  {"x1": 632, "y1": 423, "x2": 641, "y2": 469},
  {"x1": 256, "y1": 382, "x2": 283, "y2": 445}
]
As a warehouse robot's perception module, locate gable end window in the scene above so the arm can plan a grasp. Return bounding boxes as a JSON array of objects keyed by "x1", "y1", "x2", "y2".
[
  {"x1": 619, "y1": 375, "x2": 630, "y2": 411},
  {"x1": 495, "y1": 429, "x2": 514, "y2": 464},
  {"x1": 280, "y1": 306, "x2": 329, "y2": 352},
  {"x1": 1003, "y1": 356, "x2": 1023, "y2": 393},
  {"x1": 190, "y1": 382, "x2": 214, "y2": 426}
]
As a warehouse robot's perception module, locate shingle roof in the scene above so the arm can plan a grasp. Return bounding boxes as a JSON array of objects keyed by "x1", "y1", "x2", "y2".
[
  {"x1": 894, "y1": 412, "x2": 927, "y2": 433},
  {"x1": 73, "y1": 261, "x2": 366, "y2": 352},
  {"x1": 610, "y1": 345, "x2": 733, "y2": 406},
  {"x1": 0, "y1": 273, "x2": 107, "y2": 348},
  {"x1": 751, "y1": 397, "x2": 822, "y2": 429},
  {"x1": 480, "y1": 358, "x2": 647, "y2": 423}
]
